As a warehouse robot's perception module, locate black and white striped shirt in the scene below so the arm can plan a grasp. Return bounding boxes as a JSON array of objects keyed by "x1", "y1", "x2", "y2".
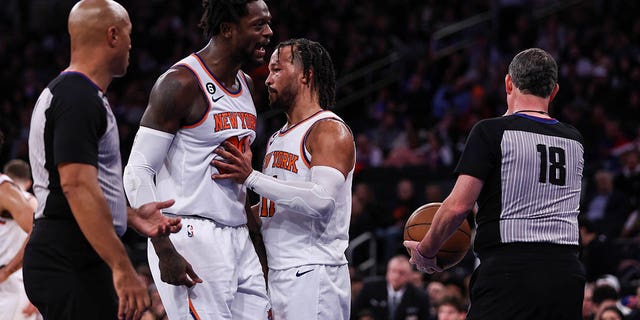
[
  {"x1": 456, "y1": 113, "x2": 584, "y2": 253},
  {"x1": 28, "y1": 72, "x2": 127, "y2": 235}
]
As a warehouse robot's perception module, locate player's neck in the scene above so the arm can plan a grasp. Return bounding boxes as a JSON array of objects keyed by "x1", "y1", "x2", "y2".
[
  {"x1": 285, "y1": 103, "x2": 323, "y2": 127},
  {"x1": 198, "y1": 41, "x2": 243, "y2": 87}
]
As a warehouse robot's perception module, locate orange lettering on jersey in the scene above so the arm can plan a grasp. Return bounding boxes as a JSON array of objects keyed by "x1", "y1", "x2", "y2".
[
  {"x1": 214, "y1": 112, "x2": 230, "y2": 131},
  {"x1": 271, "y1": 151, "x2": 299, "y2": 173},
  {"x1": 228, "y1": 112, "x2": 238, "y2": 128},
  {"x1": 214, "y1": 112, "x2": 257, "y2": 132},
  {"x1": 240, "y1": 113, "x2": 257, "y2": 131}
]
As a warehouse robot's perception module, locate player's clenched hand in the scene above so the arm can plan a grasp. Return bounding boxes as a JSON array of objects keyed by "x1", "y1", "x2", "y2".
[
  {"x1": 403, "y1": 240, "x2": 443, "y2": 274},
  {"x1": 157, "y1": 250, "x2": 203, "y2": 288},
  {"x1": 129, "y1": 199, "x2": 181, "y2": 237},
  {"x1": 211, "y1": 139, "x2": 253, "y2": 184},
  {"x1": 112, "y1": 266, "x2": 150, "y2": 320}
]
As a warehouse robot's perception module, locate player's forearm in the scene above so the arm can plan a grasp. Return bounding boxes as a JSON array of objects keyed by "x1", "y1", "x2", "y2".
[
  {"x1": 0, "y1": 235, "x2": 28, "y2": 278},
  {"x1": 245, "y1": 201, "x2": 267, "y2": 277},
  {"x1": 150, "y1": 235, "x2": 179, "y2": 258},
  {"x1": 243, "y1": 166, "x2": 344, "y2": 219},
  {"x1": 1, "y1": 184, "x2": 34, "y2": 233}
]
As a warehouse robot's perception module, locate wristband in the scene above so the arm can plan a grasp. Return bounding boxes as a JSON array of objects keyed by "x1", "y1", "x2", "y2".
[{"x1": 416, "y1": 247, "x2": 436, "y2": 260}]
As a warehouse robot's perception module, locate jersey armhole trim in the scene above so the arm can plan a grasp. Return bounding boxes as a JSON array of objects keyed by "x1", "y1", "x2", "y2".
[{"x1": 175, "y1": 63, "x2": 212, "y2": 129}]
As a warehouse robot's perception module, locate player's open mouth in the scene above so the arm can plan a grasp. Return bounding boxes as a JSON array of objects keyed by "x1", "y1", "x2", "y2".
[{"x1": 256, "y1": 45, "x2": 266, "y2": 58}]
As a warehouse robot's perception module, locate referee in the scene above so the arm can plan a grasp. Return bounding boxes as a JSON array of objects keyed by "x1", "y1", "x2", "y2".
[
  {"x1": 23, "y1": 1, "x2": 180, "y2": 320},
  {"x1": 405, "y1": 48, "x2": 586, "y2": 319}
]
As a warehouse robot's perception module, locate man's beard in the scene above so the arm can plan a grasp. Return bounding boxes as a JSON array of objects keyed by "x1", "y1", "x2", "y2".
[{"x1": 269, "y1": 85, "x2": 297, "y2": 112}]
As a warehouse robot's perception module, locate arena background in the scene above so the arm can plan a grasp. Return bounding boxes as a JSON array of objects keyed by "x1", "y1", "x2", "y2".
[{"x1": 2, "y1": 0, "x2": 640, "y2": 317}]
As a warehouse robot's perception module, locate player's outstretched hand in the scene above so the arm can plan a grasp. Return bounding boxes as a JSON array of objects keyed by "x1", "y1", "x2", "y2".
[
  {"x1": 403, "y1": 240, "x2": 443, "y2": 274},
  {"x1": 158, "y1": 249, "x2": 203, "y2": 288},
  {"x1": 211, "y1": 138, "x2": 253, "y2": 184},
  {"x1": 129, "y1": 199, "x2": 181, "y2": 237}
]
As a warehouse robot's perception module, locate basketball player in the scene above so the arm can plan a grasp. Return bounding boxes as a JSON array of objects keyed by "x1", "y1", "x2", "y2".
[
  {"x1": 123, "y1": 0, "x2": 272, "y2": 318},
  {"x1": 212, "y1": 38, "x2": 355, "y2": 320},
  {"x1": 24, "y1": 1, "x2": 182, "y2": 319},
  {"x1": 404, "y1": 48, "x2": 586, "y2": 319},
  {"x1": 0, "y1": 135, "x2": 40, "y2": 320}
]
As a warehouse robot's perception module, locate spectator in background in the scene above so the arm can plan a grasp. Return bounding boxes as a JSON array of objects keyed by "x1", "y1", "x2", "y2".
[
  {"x1": 436, "y1": 295, "x2": 467, "y2": 320},
  {"x1": 409, "y1": 268, "x2": 425, "y2": 291},
  {"x1": 598, "y1": 305, "x2": 624, "y2": 320},
  {"x1": 422, "y1": 129, "x2": 454, "y2": 173},
  {"x1": 579, "y1": 216, "x2": 620, "y2": 282},
  {"x1": 614, "y1": 147, "x2": 640, "y2": 212},
  {"x1": 423, "y1": 183, "x2": 444, "y2": 204},
  {"x1": 368, "y1": 111, "x2": 402, "y2": 156},
  {"x1": 582, "y1": 170, "x2": 632, "y2": 239},
  {"x1": 377, "y1": 179, "x2": 419, "y2": 262},
  {"x1": 353, "y1": 182, "x2": 387, "y2": 232},
  {"x1": 426, "y1": 279, "x2": 447, "y2": 319},
  {"x1": 591, "y1": 283, "x2": 633, "y2": 320},
  {"x1": 355, "y1": 133, "x2": 384, "y2": 173},
  {"x1": 352, "y1": 255, "x2": 430, "y2": 320}
]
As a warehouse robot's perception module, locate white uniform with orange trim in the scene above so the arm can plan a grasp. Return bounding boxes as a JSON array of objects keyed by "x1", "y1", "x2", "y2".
[
  {"x1": 259, "y1": 110, "x2": 353, "y2": 320},
  {"x1": 0, "y1": 174, "x2": 40, "y2": 320},
  {"x1": 145, "y1": 53, "x2": 269, "y2": 320}
]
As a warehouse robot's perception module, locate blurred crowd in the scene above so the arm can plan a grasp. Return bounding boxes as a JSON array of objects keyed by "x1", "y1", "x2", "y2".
[{"x1": 2, "y1": 0, "x2": 640, "y2": 319}]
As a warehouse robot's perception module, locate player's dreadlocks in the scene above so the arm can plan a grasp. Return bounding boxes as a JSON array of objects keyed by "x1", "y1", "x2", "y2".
[
  {"x1": 199, "y1": 0, "x2": 257, "y2": 39},
  {"x1": 276, "y1": 38, "x2": 336, "y2": 109}
]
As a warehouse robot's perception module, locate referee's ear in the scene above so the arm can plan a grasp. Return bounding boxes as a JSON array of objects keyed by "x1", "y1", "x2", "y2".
[
  {"x1": 504, "y1": 74, "x2": 514, "y2": 95},
  {"x1": 549, "y1": 83, "x2": 559, "y2": 103}
]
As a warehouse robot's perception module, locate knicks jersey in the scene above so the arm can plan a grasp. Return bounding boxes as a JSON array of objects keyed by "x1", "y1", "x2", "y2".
[
  {"x1": 0, "y1": 174, "x2": 29, "y2": 266},
  {"x1": 259, "y1": 110, "x2": 353, "y2": 270},
  {"x1": 154, "y1": 54, "x2": 257, "y2": 226}
]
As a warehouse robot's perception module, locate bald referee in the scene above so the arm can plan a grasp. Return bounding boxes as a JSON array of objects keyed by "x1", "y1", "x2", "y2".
[
  {"x1": 23, "y1": 1, "x2": 182, "y2": 319},
  {"x1": 405, "y1": 48, "x2": 586, "y2": 319}
]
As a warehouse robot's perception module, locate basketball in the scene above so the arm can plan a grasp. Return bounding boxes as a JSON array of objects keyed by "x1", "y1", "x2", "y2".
[{"x1": 404, "y1": 202, "x2": 472, "y2": 270}]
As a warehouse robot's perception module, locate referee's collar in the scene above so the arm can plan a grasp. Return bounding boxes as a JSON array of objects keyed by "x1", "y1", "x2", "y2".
[{"x1": 514, "y1": 113, "x2": 559, "y2": 124}]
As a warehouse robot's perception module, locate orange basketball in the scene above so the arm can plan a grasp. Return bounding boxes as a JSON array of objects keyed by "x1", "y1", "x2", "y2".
[{"x1": 404, "y1": 202, "x2": 472, "y2": 270}]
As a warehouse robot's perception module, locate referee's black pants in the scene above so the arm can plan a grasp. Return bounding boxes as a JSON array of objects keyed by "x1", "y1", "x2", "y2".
[
  {"x1": 468, "y1": 243, "x2": 585, "y2": 320},
  {"x1": 23, "y1": 218, "x2": 118, "y2": 319}
]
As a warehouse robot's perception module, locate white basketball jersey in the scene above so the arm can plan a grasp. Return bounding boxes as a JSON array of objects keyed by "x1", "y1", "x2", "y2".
[
  {"x1": 0, "y1": 174, "x2": 29, "y2": 266},
  {"x1": 154, "y1": 54, "x2": 257, "y2": 226},
  {"x1": 259, "y1": 110, "x2": 353, "y2": 270}
]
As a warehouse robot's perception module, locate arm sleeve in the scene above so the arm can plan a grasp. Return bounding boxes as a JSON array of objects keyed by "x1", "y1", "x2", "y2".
[
  {"x1": 123, "y1": 126, "x2": 175, "y2": 208},
  {"x1": 243, "y1": 165, "x2": 345, "y2": 219},
  {"x1": 52, "y1": 91, "x2": 106, "y2": 167}
]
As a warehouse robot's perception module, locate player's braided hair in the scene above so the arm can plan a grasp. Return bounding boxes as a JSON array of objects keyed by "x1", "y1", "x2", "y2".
[
  {"x1": 508, "y1": 48, "x2": 558, "y2": 98},
  {"x1": 199, "y1": 0, "x2": 257, "y2": 38},
  {"x1": 276, "y1": 38, "x2": 336, "y2": 109}
]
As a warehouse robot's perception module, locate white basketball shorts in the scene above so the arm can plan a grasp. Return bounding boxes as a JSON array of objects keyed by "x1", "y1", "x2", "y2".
[
  {"x1": 268, "y1": 264, "x2": 350, "y2": 320},
  {"x1": 148, "y1": 217, "x2": 270, "y2": 320}
]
